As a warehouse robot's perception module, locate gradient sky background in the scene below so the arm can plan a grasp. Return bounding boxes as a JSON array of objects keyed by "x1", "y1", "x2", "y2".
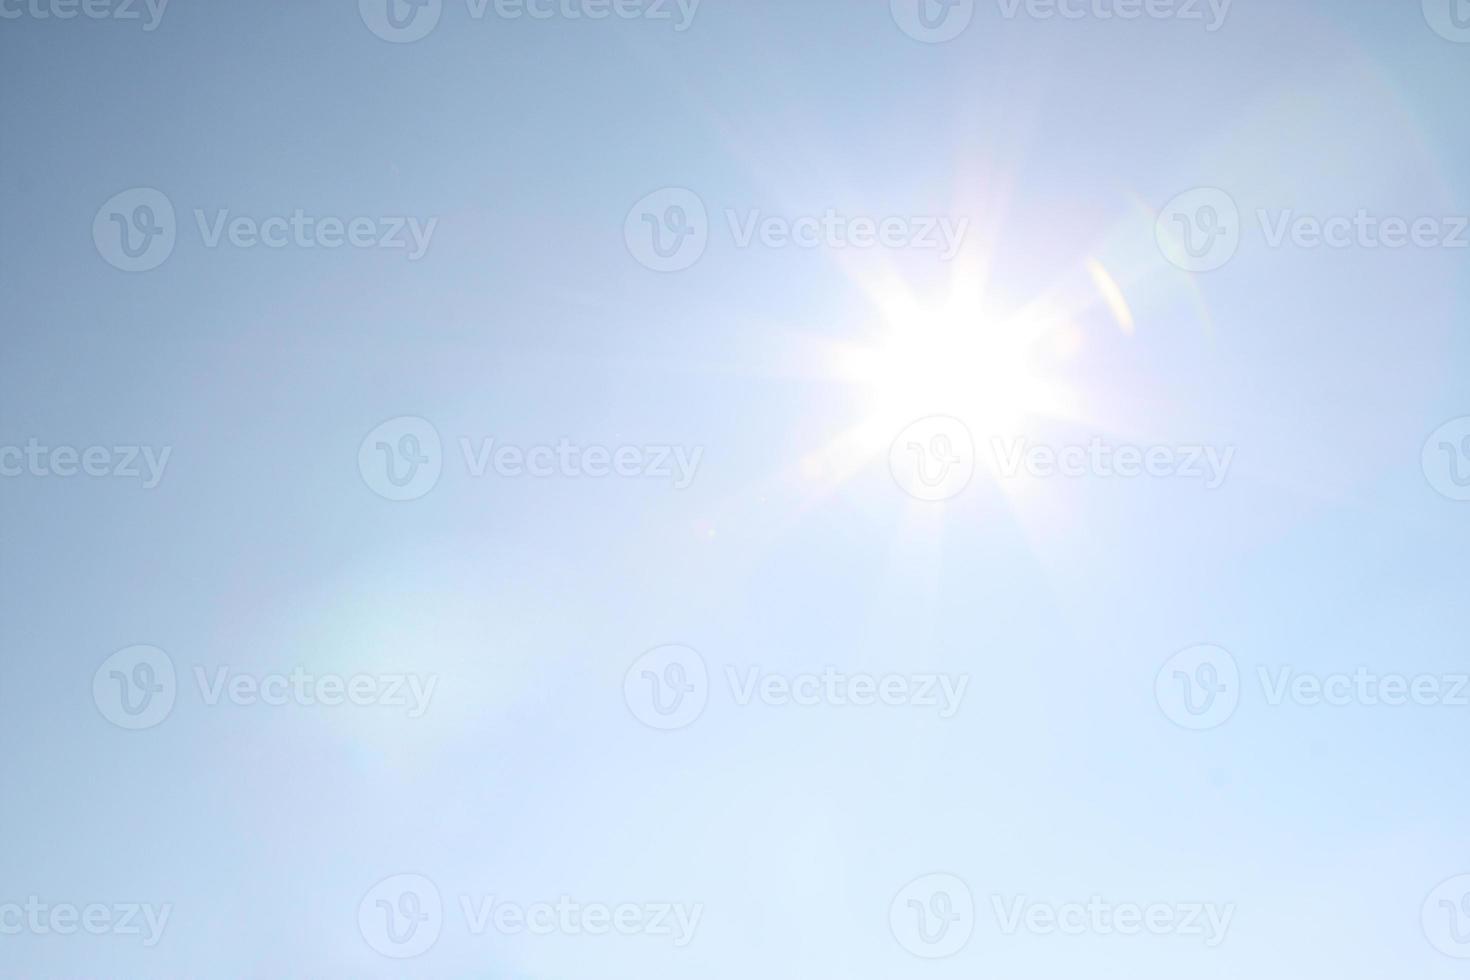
[{"x1": 3, "y1": 0, "x2": 1470, "y2": 977}]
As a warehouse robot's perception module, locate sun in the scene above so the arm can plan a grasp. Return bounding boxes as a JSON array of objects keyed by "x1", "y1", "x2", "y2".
[
  {"x1": 778, "y1": 244, "x2": 1138, "y2": 499},
  {"x1": 833, "y1": 274, "x2": 1081, "y2": 452},
  {"x1": 863, "y1": 317, "x2": 1044, "y2": 432}
]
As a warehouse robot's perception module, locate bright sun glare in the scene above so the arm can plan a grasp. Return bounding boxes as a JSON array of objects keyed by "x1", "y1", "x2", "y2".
[
  {"x1": 827, "y1": 273, "x2": 1085, "y2": 474},
  {"x1": 786, "y1": 228, "x2": 1152, "y2": 497}
]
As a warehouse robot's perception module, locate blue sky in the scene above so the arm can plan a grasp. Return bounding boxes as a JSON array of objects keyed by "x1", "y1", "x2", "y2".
[{"x1": 2, "y1": 0, "x2": 1470, "y2": 976}]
